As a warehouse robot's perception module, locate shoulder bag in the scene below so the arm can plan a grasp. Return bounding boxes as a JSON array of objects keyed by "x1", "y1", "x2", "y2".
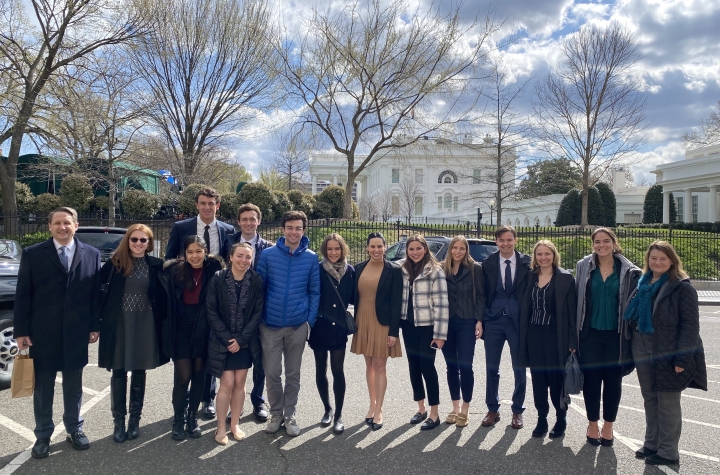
[{"x1": 325, "y1": 273, "x2": 358, "y2": 335}]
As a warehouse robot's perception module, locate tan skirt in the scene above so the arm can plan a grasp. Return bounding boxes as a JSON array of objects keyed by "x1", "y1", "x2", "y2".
[{"x1": 350, "y1": 297, "x2": 402, "y2": 358}]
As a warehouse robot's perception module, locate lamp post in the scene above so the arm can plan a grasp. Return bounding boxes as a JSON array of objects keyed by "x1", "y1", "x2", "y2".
[{"x1": 490, "y1": 199, "x2": 495, "y2": 226}]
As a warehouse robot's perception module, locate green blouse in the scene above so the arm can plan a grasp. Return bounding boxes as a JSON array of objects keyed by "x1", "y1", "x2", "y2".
[{"x1": 590, "y1": 264, "x2": 620, "y2": 331}]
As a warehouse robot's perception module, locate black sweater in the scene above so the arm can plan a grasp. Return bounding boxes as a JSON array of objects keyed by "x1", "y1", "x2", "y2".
[{"x1": 446, "y1": 263, "x2": 485, "y2": 320}]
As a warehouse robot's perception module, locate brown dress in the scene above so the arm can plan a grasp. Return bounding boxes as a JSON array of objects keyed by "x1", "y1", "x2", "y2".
[{"x1": 350, "y1": 259, "x2": 402, "y2": 358}]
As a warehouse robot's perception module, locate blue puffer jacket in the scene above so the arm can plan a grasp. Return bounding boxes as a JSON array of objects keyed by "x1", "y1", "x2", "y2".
[{"x1": 256, "y1": 235, "x2": 320, "y2": 328}]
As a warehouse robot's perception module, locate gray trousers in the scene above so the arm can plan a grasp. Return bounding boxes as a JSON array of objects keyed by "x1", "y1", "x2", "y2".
[
  {"x1": 259, "y1": 322, "x2": 309, "y2": 419},
  {"x1": 632, "y1": 330, "x2": 682, "y2": 460}
]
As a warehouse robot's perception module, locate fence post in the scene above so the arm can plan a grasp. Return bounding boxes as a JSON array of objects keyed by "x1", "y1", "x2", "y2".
[
  {"x1": 535, "y1": 222, "x2": 540, "y2": 241},
  {"x1": 668, "y1": 225, "x2": 673, "y2": 244},
  {"x1": 396, "y1": 219, "x2": 401, "y2": 243}
]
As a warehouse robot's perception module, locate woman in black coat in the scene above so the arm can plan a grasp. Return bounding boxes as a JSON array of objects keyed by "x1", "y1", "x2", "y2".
[
  {"x1": 624, "y1": 241, "x2": 707, "y2": 466},
  {"x1": 97, "y1": 224, "x2": 168, "y2": 443},
  {"x1": 163, "y1": 235, "x2": 224, "y2": 441},
  {"x1": 206, "y1": 242, "x2": 264, "y2": 445},
  {"x1": 519, "y1": 240, "x2": 577, "y2": 440},
  {"x1": 308, "y1": 233, "x2": 355, "y2": 435}
]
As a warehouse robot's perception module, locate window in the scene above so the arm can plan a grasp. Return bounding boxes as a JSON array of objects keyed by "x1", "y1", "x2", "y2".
[
  {"x1": 692, "y1": 195, "x2": 698, "y2": 223},
  {"x1": 676, "y1": 197, "x2": 684, "y2": 222},
  {"x1": 437, "y1": 170, "x2": 457, "y2": 184},
  {"x1": 453, "y1": 196, "x2": 458, "y2": 212},
  {"x1": 437, "y1": 196, "x2": 442, "y2": 212},
  {"x1": 444, "y1": 193, "x2": 452, "y2": 210},
  {"x1": 472, "y1": 169, "x2": 481, "y2": 184},
  {"x1": 391, "y1": 196, "x2": 400, "y2": 215},
  {"x1": 414, "y1": 197, "x2": 423, "y2": 215},
  {"x1": 415, "y1": 169, "x2": 423, "y2": 184},
  {"x1": 391, "y1": 168, "x2": 400, "y2": 184},
  {"x1": 515, "y1": 219, "x2": 520, "y2": 227}
]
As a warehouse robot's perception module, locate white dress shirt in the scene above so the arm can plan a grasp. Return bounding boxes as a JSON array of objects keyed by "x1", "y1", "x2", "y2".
[
  {"x1": 499, "y1": 252, "x2": 516, "y2": 288},
  {"x1": 240, "y1": 233, "x2": 259, "y2": 245},
  {"x1": 53, "y1": 238, "x2": 76, "y2": 270},
  {"x1": 196, "y1": 216, "x2": 220, "y2": 255}
]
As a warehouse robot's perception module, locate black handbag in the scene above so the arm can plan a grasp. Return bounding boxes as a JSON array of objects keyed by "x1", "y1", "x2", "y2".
[{"x1": 325, "y1": 273, "x2": 357, "y2": 335}]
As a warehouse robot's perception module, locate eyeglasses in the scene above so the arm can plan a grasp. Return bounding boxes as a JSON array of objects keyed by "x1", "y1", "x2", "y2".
[{"x1": 130, "y1": 237, "x2": 149, "y2": 243}]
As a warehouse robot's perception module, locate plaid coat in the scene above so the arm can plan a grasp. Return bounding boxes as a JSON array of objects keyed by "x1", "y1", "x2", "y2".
[{"x1": 398, "y1": 259, "x2": 450, "y2": 340}]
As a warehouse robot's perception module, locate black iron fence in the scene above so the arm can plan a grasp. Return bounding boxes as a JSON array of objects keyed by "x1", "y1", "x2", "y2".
[{"x1": 2, "y1": 216, "x2": 719, "y2": 280}]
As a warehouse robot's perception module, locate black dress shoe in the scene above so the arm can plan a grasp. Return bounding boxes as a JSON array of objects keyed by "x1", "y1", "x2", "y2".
[
  {"x1": 31, "y1": 438, "x2": 50, "y2": 459},
  {"x1": 66, "y1": 431, "x2": 90, "y2": 450},
  {"x1": 365, "y1": 417, "x2": 374, "y2": 425},
  {"x1": 549, "y1": 418, "x2": 567, "y2": 439},
  {"x1": 645, "y1": 454, "x2": 679, "y2": 466},
  {"x1": 320, "y1": 409, "x2": 334, "y2": 427},
  {"x1": 253, "y1": 405, "x2": 268, "y2": 422},
  {"x1": 370, "y1": 421, "x2": 383, "y2": 431},
  {"x1": 410, "y1": 411, "x2": 428, "y2": 424},
  {"x1": 532, "y1": 418, "x2": 548, "y2": 438},
  {"x1": 635, "y1": 446, "x2": 658, "y2": 459},
  {"x1": 420, "y1": 417, "x2": 440, "y2": 430},
  {"x1": 201, "y1": 401, "x2": 216, "y2": 420},
  {"x1": 600, "y1": 437, "x2": 614, "y2": 447},
  {"x1": 333, "y1": 419, "x2": 345, "y2": 435}
]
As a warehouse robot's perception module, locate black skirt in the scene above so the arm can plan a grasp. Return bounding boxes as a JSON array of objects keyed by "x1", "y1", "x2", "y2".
[
  {"x1": 225, "y1": 347, "x2": 252, "y2": 371},
  {"x1": 173, "y1": 304, "x2": 200, "y2": 361}
]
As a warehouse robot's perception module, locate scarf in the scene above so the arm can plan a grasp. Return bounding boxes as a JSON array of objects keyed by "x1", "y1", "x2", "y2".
[
  {"x1": 321, "y1": 257, "x2": 346, "y2": 282},
  {"x1": 225, "y1": 270, "x2": 251, "y2": 334},
  {"x1": 623, "y1": 271, "x2": 669, "y2": 334}
]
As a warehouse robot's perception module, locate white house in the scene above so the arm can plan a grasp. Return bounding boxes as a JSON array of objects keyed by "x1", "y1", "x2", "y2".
[{"x1": 652, "y1": 143, "x2": 720, "y2": 224}]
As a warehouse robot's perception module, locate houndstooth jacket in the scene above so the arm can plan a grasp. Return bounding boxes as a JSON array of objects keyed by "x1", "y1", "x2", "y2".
[{"x1": 398, "y1": 259, "x2": 450, "y2": 340}]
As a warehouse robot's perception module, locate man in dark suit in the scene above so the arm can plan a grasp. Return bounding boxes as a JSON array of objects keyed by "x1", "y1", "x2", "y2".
[
  {"x1": 15, "y1": 207, "x2": 102, "y2": 459},
  {"x1": 480, "y1": 225, "x2": 531, "y2": 430},
  {"x1": 164, "y1": 187, "x2": 234, "y2": 420}
]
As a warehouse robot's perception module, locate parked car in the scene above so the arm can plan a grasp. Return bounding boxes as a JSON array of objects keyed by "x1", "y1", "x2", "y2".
[
  {"x1": 74, "y1": 226, "x2": 127, "y2": 262},
  {"x1": 385, "y1": 235, "x2": 498, "y2": 263}
]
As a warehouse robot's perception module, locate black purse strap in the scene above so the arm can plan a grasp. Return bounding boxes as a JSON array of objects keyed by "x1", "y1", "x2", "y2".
[
  {"x1": 325, "y1": 272, "x2": 347, "y2": 309},
  {"x1": 102, "y1": 265, "x2": 114, "y2": 290}
]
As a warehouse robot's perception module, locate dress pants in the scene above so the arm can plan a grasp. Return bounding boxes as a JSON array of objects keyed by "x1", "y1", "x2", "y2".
[
  {"x1": 401, "y1": 320, "x2": 440, "y2": 406},
  {"x1": 483, "y1": 316, "x2": 526, "y2": 414},
  {"x1": 580, "y1": 328, "x2": 622, "y2": 422},
  {"x1": 527, "y1": 322, "x2": 564, "y2": 418},
  {"x1": 259, "y1": 322, "x2": 308, "y2": 418},
  {"x1": 633, "y1": 329, "x2": 682, "y2": 460},
  {"x1": 202, "y1": 373, "x2": 217, "y2": 405},
  {"x1": 250, "y1": 350, "x2": 266, "y2": 408},
  {"x1": 33, "y1": 368, "x2": 83, "y2": 438},
  {"x1": 441, "y1": 316, "x2": 476, "y2": 403}
]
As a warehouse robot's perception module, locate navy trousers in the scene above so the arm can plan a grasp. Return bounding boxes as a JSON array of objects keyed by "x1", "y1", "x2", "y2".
[
  {"x1": 441, "y1": 316, "x2": 477, "y2": 403},
  {"x1": 33, "y1": 368, "x2": 83, "y2": 438},
  {"x1": 483, "y1": 316, "x2": 526, "y2": 414}
]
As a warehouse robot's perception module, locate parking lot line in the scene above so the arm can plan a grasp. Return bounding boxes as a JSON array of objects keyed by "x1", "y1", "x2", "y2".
[
  {"x1": 622, "y1": 383, "x2": 720, "y2": 404},
  {"x1": 0, "y1": 413, "x2": 35, "y2": 443},
  {"x1": 615, "y1": 404, "x2": 720, "y2": 429},
  {"x1": 55, "y1": 376, "x2": 100, "y2": 396}
]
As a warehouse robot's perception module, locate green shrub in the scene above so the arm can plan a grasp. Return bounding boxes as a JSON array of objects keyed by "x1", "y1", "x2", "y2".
[
  {"x1": 0, "y1": 182, "x2": 36, "y2": 214},
  {"x1": 313, "y1": 185, "x2": 345, "y2": 219},
  {"x1": 178, "y1": 184, "x2": 211, "y2": 216},
  {"x1": 272, "y1": 191, "x2": 292, "y2": 218},
  {"x1": 288, "y1": 190, "x2": 314, "y2": 216},
  {"x1": 237, "y1": 182, "x2": 277, "y2": 221},
  {"x1": 33, "y1": 193, "x2": 63, "y2": 216},
  {"x1": 21, "y1": 231, "x2": 52, "y2": 248},
  {"x1": 93, "y1": 195, "x2": 110, "y2": 211},
  {"x1": 219, "y1": 193, "x2": 239, "y2": 220},
  {"x1": 121, "y1": 190, "x2": 160, "y2": 219},
  {"x1": 556, "y1": 189, "x2": 581, "y2": 226},
  {"x1": 595, "y1": 182, "x2": 616, "y2": 227},
  {"x1": 643, "y1": 184, "x2": 663, "y2": 224},
  {"x1": 60, "y1": 174, "x2": 93, "y2": 212}
]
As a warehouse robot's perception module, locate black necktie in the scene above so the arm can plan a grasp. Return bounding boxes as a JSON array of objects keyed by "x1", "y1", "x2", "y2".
[
  {"x1": 504, "y1": 259, "x2": 512, "y2": 290},
  {"x1": 204, "y1": 225, "x2": 211, "y2": 253}
]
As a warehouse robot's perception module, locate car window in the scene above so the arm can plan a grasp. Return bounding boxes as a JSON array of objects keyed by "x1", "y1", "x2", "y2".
[
  {"x1": 385, "y1": 242, "x2": 405, "y2": 261},
  {"x1": 428, "y1": 241, "x2": 445, "y2": 258},
  {"x1": 468, "y1": 243, "x2": 498, "y2": 263},
  {"x1": 75, "y1": 232, "x2": 124, "y2": 250}
]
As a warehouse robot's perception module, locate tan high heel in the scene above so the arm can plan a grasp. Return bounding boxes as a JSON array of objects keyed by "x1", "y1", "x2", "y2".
[{"x1": 214, "y1": 429, "x2": 228, "y2": 445}]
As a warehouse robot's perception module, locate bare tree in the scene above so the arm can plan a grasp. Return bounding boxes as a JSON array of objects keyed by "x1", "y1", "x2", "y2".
[
  {"x1": 375, "y1": 187, "x2": 393, "y2": 222},
  {"x1": 275, "y1": 0, "x2": 496, "y2": 218},
  {"x1": 683, "y1": 100, "x2": 720, "y2": 149},
  {"x1": 258, "y1": 166, "x2": 287, "y2": 192},
  {"x1": 357, "y1": 196, "x2": 377, "y2": 221},
  {"x1": 0, "y1": 0, "x2": 148, "y2": 233},
  {"x1": 271, "y1": 131, "x2": 309, "y2": 191},
  {"x1": 397, "y1": 171, "x2": 424, "y2": 223},
  {"x1": 533, "y1": 23, "x2": 647, "y2": 226},
  {"x1": 131, "y1": 0, "x2": 279, "y2": 187}
]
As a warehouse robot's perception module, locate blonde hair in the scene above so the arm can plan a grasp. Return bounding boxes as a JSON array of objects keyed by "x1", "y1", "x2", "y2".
[
  {"x1": 442, "y1": 235, "x2": 476, "y2": 275},
  {"x1": 643, "y1": 241, "x2": 688, "y2": 281},
  {"x1": 112, "y1": 224, "x2": 155, "y2": 276},
  {"x1": 531, "y1": 240, "x2": 561, "y2": 272}
]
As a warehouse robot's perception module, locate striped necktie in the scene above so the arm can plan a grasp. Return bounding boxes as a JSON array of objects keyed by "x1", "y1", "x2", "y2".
[{"x1": 59, "y1": 246, "x2": 69, "y2": 272}]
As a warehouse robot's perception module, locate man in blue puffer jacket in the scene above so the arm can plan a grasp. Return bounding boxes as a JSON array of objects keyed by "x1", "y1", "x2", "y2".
[{"x1": 257, "y1": 210, "x2": 320, "y2": 437}]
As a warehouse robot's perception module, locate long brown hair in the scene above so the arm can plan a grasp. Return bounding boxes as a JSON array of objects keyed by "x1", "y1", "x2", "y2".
[
  {"x1": 591, "y1": 227, "x2": 623, "y2": 254},
  {"x1": 442, "y1": 235, "x2": 475, "y2": 276},
  {"x1": 643, "y1": 240, "x2": 688, "y2": 281},
  {"x1": 320, "y1": 233, "x2": 349, "y2": 262},
  {"x1": 112, "y1": 224, "x2": 155, "y2": 276},
  {"x1": 403, "y1": 234, "x2": 438, "y2": 283}
]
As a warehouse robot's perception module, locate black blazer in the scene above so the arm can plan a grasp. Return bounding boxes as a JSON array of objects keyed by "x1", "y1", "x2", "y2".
[
  {"x1": 309, "y1": 265, "x2": 355, "y2": 350},
  {"x1": 353, "y1": 259, "x2": 402, "y2": 337},
  {"x1": 481, "y1": 250, "x2": 532, "y2": 316},
  {"x1": 14, "y1": 238, "x2": 102, "y2": 371},
  {"x1": 164, "y1": 217, "x2": 235, "y2": 259}
]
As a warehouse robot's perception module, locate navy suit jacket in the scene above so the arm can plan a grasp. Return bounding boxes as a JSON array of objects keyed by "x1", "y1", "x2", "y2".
[
  {"x1": 14, "y1": 238, "x2": 102, "y2": 371},
  {"x1": 481, "y1": 250, "x2": 532, "y2": 315},
  {"x1": 164, "y1": 217, "x2": 235, "y2": 259}
]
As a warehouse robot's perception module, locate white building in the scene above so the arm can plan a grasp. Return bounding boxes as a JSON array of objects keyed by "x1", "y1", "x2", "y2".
[
  {"x1": 652, "y1": 143, "x2": 720, "y2": 224},
  {"x1": 309, "y1": 136, "x2": 516, "y2": 221}
]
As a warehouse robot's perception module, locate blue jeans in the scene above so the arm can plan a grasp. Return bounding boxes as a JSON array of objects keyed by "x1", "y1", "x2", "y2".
[
  {"x1": 441, "y1": 316, "x2": 477, "y2": 403},
  {"x1": 483, "y1": 316, "x2": 526, "y2": 414}
]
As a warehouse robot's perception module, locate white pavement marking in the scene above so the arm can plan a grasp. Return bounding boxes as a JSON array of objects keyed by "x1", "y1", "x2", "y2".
[
  {"x1": 707, "y1": 365, "x2": 720, "y2": 370},
  {"x1": 0, "y1": 385, "x2": 110, "y2": 475},
  {"x1": 616, "y1": 404, "x2": 720, "y2": 429},
  {"x1": 55, "y1": 376, "x2": 100, "y2": 396},
  {"x1": 622, "y1": 383, "x2": 720, "y2": 404},
  {"x1": 0, "y1": 413, "x2": 35, "y2": 443}
]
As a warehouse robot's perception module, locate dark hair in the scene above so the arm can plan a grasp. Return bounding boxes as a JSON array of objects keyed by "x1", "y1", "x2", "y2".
[
  {"x1": 229, "y1": 241, "x2": 254, "y2": 258},
  {"x1": 402, "y1": 234, "x2": 438, "y2": 283},
  {"x1": 237, "y1": 203, "x2": 262, "y2": 221},
  {"x1": 48, "y1": 206, "x2": 78, "y2": 224},
  {"x1": 195, "y1": 187, "x2": 220, "y2": 203},
  {"x1": 591, "y1": 227, "x2": 623, "y2": 254},
  {"x1": 366, "y1": 232, "x2": 386, "y2": 245},
  {"x1": 281, "y1": 210, "x2": 308, "y2": 229},
  {"x1": 320, "y1": 233, "x2": 349, "y2": 262},
  {"x1": 494, "y1": 225, "x2": 517, "y2": 239},
  {"x1": 175, "y1": 235, "x2": 208, "y2": 289}
]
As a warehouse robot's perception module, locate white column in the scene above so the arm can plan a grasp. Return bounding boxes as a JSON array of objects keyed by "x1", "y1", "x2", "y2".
[
  {"x1": 311, "y1": 175, "x2": 317, "y2": 195},
  {"x1": 684, "y1": 190, "x2": 692, "y2": 223},
  {"x1": 709, "y1": 186, "x2": 718, "y2": 223},
  {"x1": 662, "y1": 191, "x2": 670, "y2": 224},
  {"x1": 332, "y1": 174, "x2": 338, "y2": 185}
]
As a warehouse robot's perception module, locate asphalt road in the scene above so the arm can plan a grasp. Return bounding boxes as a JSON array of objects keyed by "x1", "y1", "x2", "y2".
[{"x1": 1, "y1": 308, "x2": 719, "y2": 475}]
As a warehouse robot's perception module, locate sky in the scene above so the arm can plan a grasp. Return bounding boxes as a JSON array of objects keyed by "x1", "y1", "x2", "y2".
[{"x1": 236, "y1": 0, "x2": 720, "y2": 185}]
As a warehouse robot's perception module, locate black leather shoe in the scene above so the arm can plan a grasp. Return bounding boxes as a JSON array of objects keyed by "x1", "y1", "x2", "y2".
[
  {"x1": 201, "y1": 401, "x2": 216, "y2": 420},
  {"x1": 253, "y1": 405, "x2": 268, "y2": 422},
  {"x1": 645, "y1": 454, "x2": 679, "y2": 466},
  {"x1": 112, "y1": 418, "x2": 127, "y2": 443},
  {"x1": 320, "y1": 409, "x2": 334, "y2": 427},
  {"x1": 410, "y1": 411, "x2": 428, "y2": 424},
  {"x1": 66, "y1": 431, "x2": 90, "y2": 450},
  {"x1": 532, "y1": 418, "x2": 548, "y2": 438},
  {"x1": 549, "y1": 418, "x2": 567, "y2": 439},
  {"x1": 420, "y1": 417, "x2": 440, "y2": 430},
  {"x1": 370, "y1": 421, "x2": 383, "y2": 431},
  {"x1": 635, "y1": 446, "x2": 658, "y2": 459},
  {"x1": 365, "y1": 417, "x2": 374, "y2": 425},
  {"x1": 171, "y1": 413, "x2": 186, "y2": 441},
  {"x1": 31, "y1": 438, "x2": 50, "y2": 459},
  {"x1": 126, "y1": 417, "x2": 140, "y2": 441},
  {"x1": 333, "y1": 418, "x2": 345, "y2": 435},
  {"x1": 186, "y1": 410, "x2": 202, "y2": 438}
]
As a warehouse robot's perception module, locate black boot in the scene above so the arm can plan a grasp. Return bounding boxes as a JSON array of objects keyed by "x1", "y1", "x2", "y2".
[
  {"x1": 171, "y1": 411, "x2": 186, "y2": 440},
  {"x1": 186, "y1": 410, "x2": 202, "y2": 439},
  {"x1": 532, "y1": 416, "x2": 548, "y2": 438},
  {"x1": 549, "y1": 411, "x2": 567, "y2": 439},
  {"x1": 127, "y1": 371, "x2": 146, "y2": 440},
  {"x1": 110, "y1": 375, "x2": 127, "y2": 443}
]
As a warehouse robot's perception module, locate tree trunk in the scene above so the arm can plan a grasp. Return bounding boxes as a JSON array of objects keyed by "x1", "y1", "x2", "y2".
[
  {"x1": 580, "y1": 166, "x2": 590, "y2": 227},
  {"x1": 343, "y1": 160, "x2": 357, "y2": 219},
  {"x1": 0, "y1": 128, "x2": 25, "y2": 237},
  {"x1": 108, "y1": 187, "x2": 116, "y2": 227}
]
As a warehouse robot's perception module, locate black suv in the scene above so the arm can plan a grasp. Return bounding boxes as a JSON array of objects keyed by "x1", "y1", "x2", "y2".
[{"x1": 385, "y1": 236, "x2": 498, "y2": 263}]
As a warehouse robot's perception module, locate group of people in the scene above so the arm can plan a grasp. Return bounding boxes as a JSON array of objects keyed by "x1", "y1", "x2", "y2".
[{"x1": 13, "y1": 187, "x2": 707, "y2": 468}]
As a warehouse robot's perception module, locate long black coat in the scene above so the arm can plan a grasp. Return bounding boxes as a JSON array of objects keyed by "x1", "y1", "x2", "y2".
[
  {"x1": 353, "y1": 260, "x2": 402, "y2": 337},
  {"x1": 14, "y1": 238, "x2": 101, "y2": 371},
  {"x1": 205, "y1": 268, "x2": 264, "y2": 378},
  {"x1": 97, "y1": 255, "x2": 170, "y2": 369},
  {"x1": 634, "y1": 279, "x2": 707, "y2": 392},
  {"x1": 162, "y1": 256, "x2": 224, "y2": 360},
  {"x1": 308, "y1": 265, "x2": 355, "y2": 350},
  {"x1": 518, "y1": 266, "x2": 578, "y2": 369}
]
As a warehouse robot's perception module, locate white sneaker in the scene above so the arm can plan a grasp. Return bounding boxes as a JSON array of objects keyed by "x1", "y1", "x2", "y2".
[
  {"x1": 265, "y1": 415, "x2": 284, "y2": 434},
  {"x1": 285, "y1": 416, "x2": 300, "y2": 437}
]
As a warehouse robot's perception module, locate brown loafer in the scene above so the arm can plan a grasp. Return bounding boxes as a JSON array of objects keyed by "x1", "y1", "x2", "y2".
[
  {"x1": 481, "y1": 411, "x2": 500, "y2": 427},
  {"x1": 511, "y1": 413, "x2": 524, "y2": 429}
]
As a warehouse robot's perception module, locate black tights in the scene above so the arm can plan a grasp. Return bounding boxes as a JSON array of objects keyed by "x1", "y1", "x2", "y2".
[
  {"x1": 172, "y1": 357, "x2": 206, "y2": 414},
  {"x1": 313, "y1": 349, "x2": 346, "y2": 422}
]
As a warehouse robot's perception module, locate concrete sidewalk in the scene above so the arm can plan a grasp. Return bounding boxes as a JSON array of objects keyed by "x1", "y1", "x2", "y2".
[{"x1": 697, "y1": 290, "x2": 720, "y2": 305}]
